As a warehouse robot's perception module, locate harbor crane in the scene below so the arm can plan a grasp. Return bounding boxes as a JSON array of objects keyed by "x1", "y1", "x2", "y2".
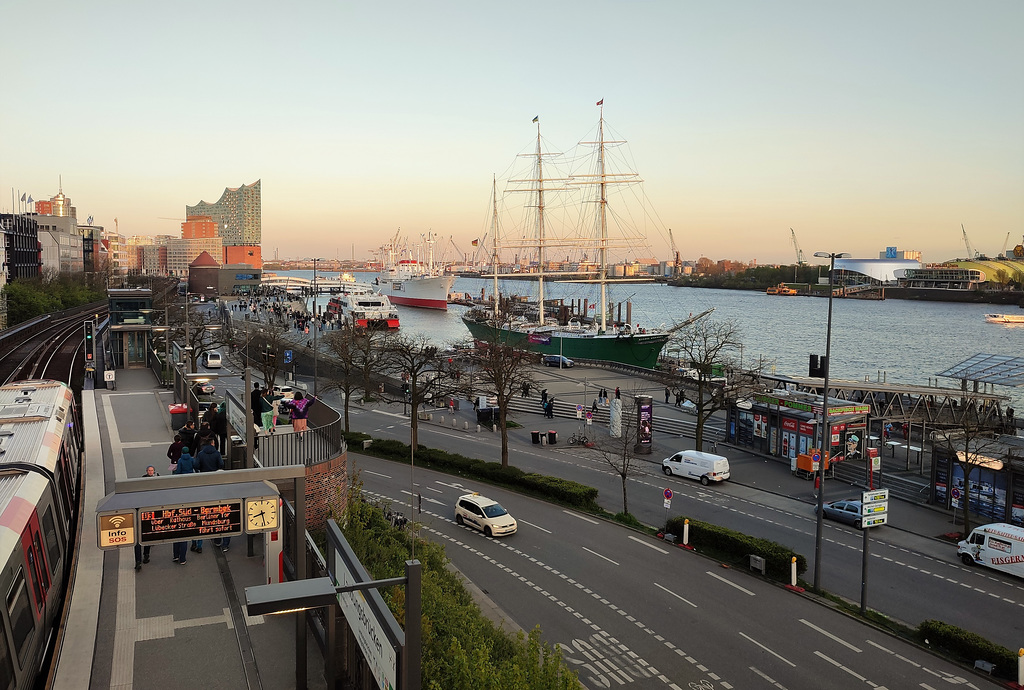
[
  {"x1": 961, "y1": 223, "x2": 980, "y2": 259},
  {"x1": 667, "y1": 228, "x2": 681, "y2": 276},
  {"x1": 1000, "y1": 232, "x2": 1011, "y2": 258},
  {"x1": 790, "y1": 228, "x2": 806, "y2": 265}
]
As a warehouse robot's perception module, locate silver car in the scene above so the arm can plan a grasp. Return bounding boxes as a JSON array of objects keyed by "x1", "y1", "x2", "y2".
[{"x1": 815, "y1": 499, "x2": 865, "y2": 529}]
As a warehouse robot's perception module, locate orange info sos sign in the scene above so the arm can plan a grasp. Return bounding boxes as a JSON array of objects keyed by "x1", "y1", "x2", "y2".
[{"x1": 97, "y1": 511, "x2": 136, "y2": 549}]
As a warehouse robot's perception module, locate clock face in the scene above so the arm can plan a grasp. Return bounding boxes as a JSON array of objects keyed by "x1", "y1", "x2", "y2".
[{"x1": 246, "y1": 498, "x2": 278, "y2": 531}]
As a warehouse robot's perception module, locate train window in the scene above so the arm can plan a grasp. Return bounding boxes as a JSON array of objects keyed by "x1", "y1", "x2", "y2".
[
  {"x1": 30, "y1": 534, "x2": 48, "y2": 596},
  {"x1": 6, "y1": 569, "x2": 33, "y2": 664},
  {"x1": 41, "y1": 508, "x2": 61, "y2": 577}
]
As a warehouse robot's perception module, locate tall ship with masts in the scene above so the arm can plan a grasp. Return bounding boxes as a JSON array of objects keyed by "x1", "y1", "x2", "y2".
[
  {"x1": 462, "y1": 102, "x2": 687, "y2": 369},
  {"x1": 374, "y1": 230, "x2": 455, "y2": 310}
]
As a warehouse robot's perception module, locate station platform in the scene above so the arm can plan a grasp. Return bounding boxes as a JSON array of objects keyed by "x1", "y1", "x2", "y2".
[{"x1": 55, "y1": 368, "x2": 325, "y2": 690}]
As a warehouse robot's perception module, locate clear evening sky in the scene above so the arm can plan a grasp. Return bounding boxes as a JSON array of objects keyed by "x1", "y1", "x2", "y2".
[{"x1": 3, "y1": 1, "x2": 1021, "y2": 265}]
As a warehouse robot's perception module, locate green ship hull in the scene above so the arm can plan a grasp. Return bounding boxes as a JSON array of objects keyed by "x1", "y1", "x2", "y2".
[{"x1": 462, "y1": 317, "x2": 669, "y2": 369}]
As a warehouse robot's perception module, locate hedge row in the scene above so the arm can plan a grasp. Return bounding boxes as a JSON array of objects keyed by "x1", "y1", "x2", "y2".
[
  {"x1": 918, "y1": 619, "x2": 1016, "y2": 679},
  {"x1": 346, "y1": 433, "x2": 600, "y2": 511},
  {"x1": 665, "y1": 516, "x2": 807, "y2": 582}
]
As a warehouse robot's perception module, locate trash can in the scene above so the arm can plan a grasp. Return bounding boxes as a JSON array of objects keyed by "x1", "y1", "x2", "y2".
[
  {"x1": 531, "y1": 430, "x2": 541, "y2": 444},
  {"x1": 476, "y1": 407, "x2": 495, "y2": 424},
  {"x1": 547, "y1": 430, "x2": 557, "y2": 445},
  {"x1": 229, "y1": 435, "x2": 246, "y2": 470},
  {"x1": 168, "y1": 404, "x2": 189, "y2": 430}
]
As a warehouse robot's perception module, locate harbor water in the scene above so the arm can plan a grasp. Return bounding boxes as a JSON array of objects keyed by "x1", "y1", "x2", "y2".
[{"x1": 284, "y1": 270, "x2": 1023, "y2": 407}]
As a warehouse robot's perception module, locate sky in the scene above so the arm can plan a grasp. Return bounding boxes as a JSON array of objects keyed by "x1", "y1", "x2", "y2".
[{"x1": 2, "y1": 1, "x2": 1022, "y2": 266}]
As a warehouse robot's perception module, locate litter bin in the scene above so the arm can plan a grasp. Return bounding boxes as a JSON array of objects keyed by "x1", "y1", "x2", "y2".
[
  {"x1": 476, "y1": 407, "x2": 495, "y2": 424},
  {"x1": 229, "y1": 435, "x2": 246, "y2": 470},
  {"x1": 168, "y1": 404, "x2": 189, "y2": 430},
  {"x1": 547, "y1": 430, "x2": 557, "y2": 445},
  {"x1": 531, "y1": 430, "x2": 541, "y2": 444}
]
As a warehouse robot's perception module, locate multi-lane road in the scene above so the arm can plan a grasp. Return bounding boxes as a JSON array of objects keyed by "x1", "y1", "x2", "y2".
[{"x1": 356, "y1": 451, "x2": 987, "y2": 690}]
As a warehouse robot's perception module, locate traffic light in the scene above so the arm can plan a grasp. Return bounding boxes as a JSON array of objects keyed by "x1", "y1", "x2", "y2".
[{"x1": 84, "y1": 321, "x2": 95, "y2": 362}]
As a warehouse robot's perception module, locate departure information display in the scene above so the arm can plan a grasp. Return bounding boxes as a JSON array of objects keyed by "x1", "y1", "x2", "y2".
[{"x1": 139, "y1": 501, "x2": 242, "y2": 544}]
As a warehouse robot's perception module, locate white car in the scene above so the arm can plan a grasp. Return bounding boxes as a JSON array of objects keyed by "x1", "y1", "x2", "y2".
[{"x1": 454, "y1": 494, "x2": 517, "y2": 537}]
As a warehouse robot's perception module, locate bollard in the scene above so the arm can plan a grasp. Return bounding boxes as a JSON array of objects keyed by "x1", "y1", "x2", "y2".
[
  {"x1": 452, "y1": 419, "x2": 457, "y2": 428},
  {"x1": 440, "y1": 415, "x2": 445, "y2": 424},
  {"x1": 1019, "y1": 648, "x2": 1023, "y2": 687},
  {"x1": 476, "y1": 424, "x2": 481, "y2": 432},
  {"x1": 492, "y1": 424, "x2": 497, "y2": 433},
  {"x1": 680, "y1": 518, "x2": 694, "y2": 550},
  {"x1": 464, "y1": 421, "x2": 469, "y2": 430},
  {"x1": 785, "y1": 556, "x2": 805, "y2": 592}
]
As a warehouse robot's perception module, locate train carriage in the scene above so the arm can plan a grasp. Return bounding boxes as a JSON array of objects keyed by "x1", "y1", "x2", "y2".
[{"x1": 0, "y1": 381, "x2": 80, "y2": 689}]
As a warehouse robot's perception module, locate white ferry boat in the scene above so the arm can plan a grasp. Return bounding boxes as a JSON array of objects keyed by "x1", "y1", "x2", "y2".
[
  {"x1": 984, "y1": 313, "x2": 1024, "y2": 324},
  {"x1": 326, "y1": 290, "x2": 400, "y2": 329},
  {"x1": 375, "y1": 232, "x2": 455, "y2": 310}
]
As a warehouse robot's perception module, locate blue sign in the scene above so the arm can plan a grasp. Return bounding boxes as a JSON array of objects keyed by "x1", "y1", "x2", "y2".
[
  {"x1": 284, "y1": 349, "x2": 293, "y2": 364},
  {"x1": 885, "y1": 246, "x2": 897, "y2": 259}
]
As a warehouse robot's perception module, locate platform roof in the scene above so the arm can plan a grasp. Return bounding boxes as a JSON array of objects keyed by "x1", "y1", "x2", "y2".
[{"x1": 936, "y1": 353, "x2": 1024, "y2": 388}]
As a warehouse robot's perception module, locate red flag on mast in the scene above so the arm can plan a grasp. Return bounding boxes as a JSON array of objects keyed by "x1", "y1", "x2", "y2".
[{"x1": 596, "y1": 98, "x2": 604, "y2": 106}]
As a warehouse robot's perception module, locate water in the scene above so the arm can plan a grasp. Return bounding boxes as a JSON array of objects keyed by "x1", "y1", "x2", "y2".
[{"x1": 279, "y1": 270, "x2": 1023, "y2": 407}]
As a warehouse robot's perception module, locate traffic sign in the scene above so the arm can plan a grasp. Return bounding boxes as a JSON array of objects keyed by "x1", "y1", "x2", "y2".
[
  {"x1": 284, "y1": 349, "x2": 293, "y2": 364},
  {"x1": 664, "y1": 488, "x2": 673, "y2": 500},
  {"x1": 663, "y1": 498, "x2": 671, "y2": 510},
  {"x1": 862, "y1": 489, "x2": 888, "y2": 503},
  {"x1": 863, "y1": 514, "x2": 888, "y2": 527},
  {"x1": 576, "y1": 404, "x2": 583, "y2": 418},
  {"x1": 950, "y1": 487, "x2": 962, "y2": 500},
  {"x1": 861, "y1": 501, "x2": 888, "y2": 516}
]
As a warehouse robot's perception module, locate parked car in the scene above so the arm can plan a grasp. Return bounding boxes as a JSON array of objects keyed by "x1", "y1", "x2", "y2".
[
  {"x1": 816, "y1": 499, "x2": 865, "y2": 529},
  {"x1": 543, "y1": 355, "x2": 574, "y2": 368},
  {"x1": 454, "y1": 493, "x2": 517, "y2": 537}
]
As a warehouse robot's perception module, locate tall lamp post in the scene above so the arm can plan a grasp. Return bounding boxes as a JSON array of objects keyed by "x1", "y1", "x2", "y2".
[
  {"x1": 312, "y1": 258, "x2": 320, "y2": 396},
  {"x1": 811, "y1": 250, "x2": 849, "y2": 591}
]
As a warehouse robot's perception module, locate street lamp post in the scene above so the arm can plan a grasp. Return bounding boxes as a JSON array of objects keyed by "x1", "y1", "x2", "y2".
[
  {"x1": 312, "y1": 258, "x2": 320, "y2": 396},
  {"x1": 811, "y1": 250, "x2": 849, "y2": 591}
]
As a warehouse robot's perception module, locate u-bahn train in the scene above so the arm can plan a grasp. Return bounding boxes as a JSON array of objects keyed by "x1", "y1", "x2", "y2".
[{"x1": 0, "y1": 380, "x2": 81, "y2": 689}]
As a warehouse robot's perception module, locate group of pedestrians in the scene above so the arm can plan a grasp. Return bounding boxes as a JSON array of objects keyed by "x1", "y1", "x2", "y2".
[
  {"x1": 250, "y1": 382, "x2": 316, "y2": 439},
  {"x1": 135, "y1": 407, "x2": 229, "y2": 571}
]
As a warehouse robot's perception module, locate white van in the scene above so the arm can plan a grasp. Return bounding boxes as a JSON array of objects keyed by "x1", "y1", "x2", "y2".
[
  {"x1": 662, "y1": 450, "x2": 730, "y2": 485},
  {"x1": 201, "y1": 351, "x2": 222, "y2": 368},
  {"x1": 957, "y1": 523, "x2": 1024, "y2": 577}
]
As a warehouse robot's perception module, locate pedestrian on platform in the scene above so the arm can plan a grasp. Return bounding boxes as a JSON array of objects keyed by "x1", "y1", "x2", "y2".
[
  {"x1": 592, "y1": 399, "x2": 598, "y2": 414},
  {"x1": 166, "y1": 434, "x2": 183, "y2": 473},
  {"x1": 615, "y1": 387, "x2": 620, "y2": 400},
  {"x1": 283, "y1": 392, "x2": 315, "y2": 440},
  {"x1": 665, "y1": 386, "x2": 671, "y2": 404},
  {"x1": 213, "y1": 403, "x2": 228, "y2": 454},
  {"x1": 177, "y1": 420, "x2": 198, "y2": 457},
  {"x1": 172, "y1": 450, "x2": 196, "y2": 564},
  {"x1": 192, "y1": 439, "x2": 223, "y2": 554},
  {"x1": 250, "y1": 382, "x2": 264, "y2": 429},
  {"x1": 259, "y1": 389, "x2": 274, "y2": 434},
  {"x1": 135, "y1": 466, "x2": 158, "y2": 571},
  {"x1": 541, "y1": 389, "x2": 548, "y2": 405}
]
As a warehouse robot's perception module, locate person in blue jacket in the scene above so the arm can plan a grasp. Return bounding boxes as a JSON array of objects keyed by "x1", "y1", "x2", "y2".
[{"x1": 172, "y1": 450, "x2": 196, "y2": 564}]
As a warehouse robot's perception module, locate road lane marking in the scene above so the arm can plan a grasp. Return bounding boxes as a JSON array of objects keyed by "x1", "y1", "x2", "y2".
[
  {"x1": 750, "y1": 666, "x2": 789, "y2": 689},
  {"x1": 425, "y1": 486, "x2": 443, "y2": 493},
  {"x1": 800, "y1": 619, "x2": 862, "y2": 652},
  {"x1": 814, "y1": 651, "x2": 867, "y2": 682},
  {"x1": 705, "y1": 571, "x2": 755, "y2": 596},
  {"x1": 563, "y1": 510, "x2": 599, "y2": 524},
  {"x1": 739, "y1": 632, "x2": 795, "y2": 666},
  {"x1": 629, "y1": 535, "x2": 668, "y2": 554},
  {"x1": 653, "y1": 582, "x2": 697, "y2": 608},
  {"x1": 519, "y1": 520, "x2": 551, "y2": 533},
  {"x1": 370, "y1": 409, "x2": 407, "y2": 419},
  {"x1": 582, "y1": 547, "x2": 619, "y2": 566},
  {"x1": 363, "y1": 470, "x2": 391, "y2": 478}
]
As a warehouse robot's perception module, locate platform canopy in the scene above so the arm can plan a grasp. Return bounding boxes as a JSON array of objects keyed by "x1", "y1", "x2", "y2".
[{"x1": 936, "y1": 353, "x2": 1024, "y2": 387}]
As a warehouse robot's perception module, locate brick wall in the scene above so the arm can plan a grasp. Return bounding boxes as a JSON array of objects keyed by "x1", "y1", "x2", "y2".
[{"x1": 304, "y1": 451, "x2": 348, "y2": 530}]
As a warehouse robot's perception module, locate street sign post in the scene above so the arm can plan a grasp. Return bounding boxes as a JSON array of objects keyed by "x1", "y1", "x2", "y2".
[{"x1": 860, "y1": 488, "x2": 889, "y2": 614}]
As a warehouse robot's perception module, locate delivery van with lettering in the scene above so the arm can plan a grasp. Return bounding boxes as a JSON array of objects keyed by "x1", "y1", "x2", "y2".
[
  {"x1": 957, "y1": 522, "x2": 1024, "y2": 577},
  {"x1": 661, "y1": 450, "x2": 730, "y2": 486}
]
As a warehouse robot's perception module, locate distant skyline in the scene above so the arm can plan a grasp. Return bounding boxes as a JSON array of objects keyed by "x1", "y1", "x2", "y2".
[{"x1": 3, "y1": 1, "x2": 1022, "y2": 265}]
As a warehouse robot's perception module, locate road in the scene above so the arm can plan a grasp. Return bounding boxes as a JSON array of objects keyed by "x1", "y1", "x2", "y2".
[{"x1": 356, "y1": 453, "x2": 988, "y2": 690}]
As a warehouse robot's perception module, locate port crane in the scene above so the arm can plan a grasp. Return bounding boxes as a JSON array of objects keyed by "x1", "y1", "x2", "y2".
[
  {"x1": 790, "y1": 228, "x2": 806, "y2": 281},
  {"x1": 1000, "y1": 232, "x2": 1011, "y2": 258},
  {"x1": 961, "y1": 224, "x2": 979, "y2": 259},
  {"x1": 667, "y1": 228, "x2": 681, "y2": 276}
]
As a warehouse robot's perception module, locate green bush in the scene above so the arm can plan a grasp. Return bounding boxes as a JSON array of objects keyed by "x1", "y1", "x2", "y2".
[
  {"x1": 352, "y1": 435, "x2": 599, "y2": 510},
  {"x1": 918, "y1": 620, "x2": 1015, "y2": 679},
  {"x1": 664, "y1": 516, "x2": 806, "y2": 582}
]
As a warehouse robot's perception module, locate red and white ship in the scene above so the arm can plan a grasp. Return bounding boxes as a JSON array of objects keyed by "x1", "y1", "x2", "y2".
[{"x1": 375, "y1": 231, "x2": 455, "y2": 310}]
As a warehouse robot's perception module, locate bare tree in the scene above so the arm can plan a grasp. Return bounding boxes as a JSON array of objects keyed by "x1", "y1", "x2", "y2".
[
  {"x1": 933, "y1": 419, "x2": 1006, "y2": 537},
  {"x1": 587, "y1": 393, "x2": 646, "y2": 516},
  {"x1": 459, "y1": 323, "x2": 538, "y2": 467},
  {"x1": 383, "y1": 334, "x2": 446, "y2": 449},
  {"x1": 321, "y1": 329, "x2": 389, "y2": 431},
  {"x1": 669, "y1": 319, "x2": 747, "y2": 450}
]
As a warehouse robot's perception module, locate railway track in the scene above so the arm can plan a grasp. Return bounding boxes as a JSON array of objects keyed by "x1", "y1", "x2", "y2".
[{"x1": 0, "y1": 301, "x2": 106, "y2": 386}]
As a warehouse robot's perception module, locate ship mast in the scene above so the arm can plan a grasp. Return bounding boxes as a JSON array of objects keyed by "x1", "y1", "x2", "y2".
[
  {"x1": 534, "y1": 119, "x2": 547, "y2": 326},
  {"x1": 597, "y1": 103, "x2": 608, "y2": 333},
  {"x1": 491, "y1": 175, "x2": 500, "y2": 319}
]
